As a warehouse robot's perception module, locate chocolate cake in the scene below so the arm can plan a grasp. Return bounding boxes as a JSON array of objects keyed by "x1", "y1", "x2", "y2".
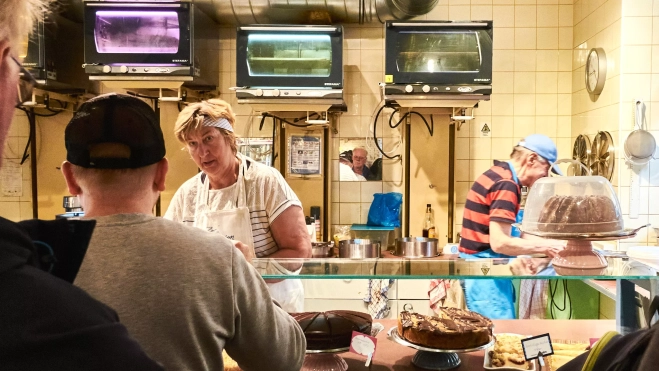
[
  {"x1": 290, "y1": 310, "x2": 372, "y2": 350},
  {"x1": 537, "y1": 195, "x2": 621, "y2": 233},
  {"x1": 398, "y1": 309, "x2": 493, "y2": 349}
]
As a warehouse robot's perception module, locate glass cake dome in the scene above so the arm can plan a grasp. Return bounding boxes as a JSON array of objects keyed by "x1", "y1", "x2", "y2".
[{"x1": 521, "y1": 175, "x2": 623, "y2": 237}]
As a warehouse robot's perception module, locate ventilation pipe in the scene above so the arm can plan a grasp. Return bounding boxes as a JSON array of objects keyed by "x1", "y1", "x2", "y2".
[
  {"x1": 59, "y1": 0, "x2": 437, "y2": 25},
  {"x1": 189, "y1": 0, "x2": 438, "y2": 25}
]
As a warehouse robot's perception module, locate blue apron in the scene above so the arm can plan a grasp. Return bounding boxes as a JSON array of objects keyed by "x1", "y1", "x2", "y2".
[{"x1": 460, "y1": 161, "x2": 521, "y2": 319}]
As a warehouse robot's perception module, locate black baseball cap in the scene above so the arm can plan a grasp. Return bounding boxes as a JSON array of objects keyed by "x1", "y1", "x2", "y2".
[{"x1": 65, "y1": 93, "x2": 166, "y2": 169}]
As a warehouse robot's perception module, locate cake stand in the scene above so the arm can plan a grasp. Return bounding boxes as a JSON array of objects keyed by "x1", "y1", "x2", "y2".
[
  {"x1": 388, "y1": 327, "x2": 494, "y2": 370},
  {"x1": 520, "y1": 225, "x2": 648, "y2": 275},
  {"x1": 301, "y1": 347, "x2": 349, "y2": 371}
]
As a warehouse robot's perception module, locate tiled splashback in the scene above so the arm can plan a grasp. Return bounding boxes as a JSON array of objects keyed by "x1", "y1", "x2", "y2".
[{"x1": 572, "y1": 0, "x2": 659, "y2": 248}]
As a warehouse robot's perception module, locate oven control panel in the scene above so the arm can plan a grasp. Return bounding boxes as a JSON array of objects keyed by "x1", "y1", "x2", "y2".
[
  {"x1": 84, "y1": 65, "x2": 193, "y2": 76},
  {"x1": 384, "y1": 84, "x2": 491, "y2": 96},
  {"x1": 236, "y1": 88, "x2": 343, "y2": 99}
]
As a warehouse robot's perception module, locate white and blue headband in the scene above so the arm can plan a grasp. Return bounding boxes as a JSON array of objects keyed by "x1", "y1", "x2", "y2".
[{"x1": 200, "y1": 115, "x2": 234, "y2": 133}]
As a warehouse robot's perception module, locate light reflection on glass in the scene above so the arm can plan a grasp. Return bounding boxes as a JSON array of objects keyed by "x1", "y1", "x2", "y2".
[
  {"x1": 94, "y1": 11, "x2": 180, "y2": 54},
  {"x1": 246, "y1": 34, "x2": 332, "y2": 77},
  {"x1": 396, "y1": 31, "x2": 481, "y2": 73}
]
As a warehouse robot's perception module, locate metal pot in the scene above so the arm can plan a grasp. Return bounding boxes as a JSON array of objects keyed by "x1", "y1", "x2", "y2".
[
  {"x1": 338, "y1": 239, "x2": 381, "y2": 259},
  {"x1": 393, "y1": 237, "x2": 439, "y2": 258},
  {"x1": 62, "y1": 195, "x2": 82, "y2": 212},
  {"x1": 311, "y1": 241, "x2": 334, "y2": 258}
]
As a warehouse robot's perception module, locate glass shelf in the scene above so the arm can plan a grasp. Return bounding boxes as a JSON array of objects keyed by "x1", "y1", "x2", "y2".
[{"x1": 253, "y1": 256, "x2": 659, "y2": 280}]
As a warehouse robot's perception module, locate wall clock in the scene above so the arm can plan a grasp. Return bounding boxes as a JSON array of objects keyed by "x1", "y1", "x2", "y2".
[{"x1": 585, "y1": 47, "x2": 607, "y2": 95}]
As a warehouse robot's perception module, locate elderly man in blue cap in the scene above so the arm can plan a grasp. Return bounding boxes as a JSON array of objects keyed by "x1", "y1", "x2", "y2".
[{"x1": 457, "y1": 134, "x2": 565, "y2": 319}]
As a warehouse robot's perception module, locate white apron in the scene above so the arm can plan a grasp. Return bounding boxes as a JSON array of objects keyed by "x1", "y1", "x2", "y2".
[
  {"x1": 194, "y1": 159, "x2": 256, "y2": 260},
  {"x1": 193, "y1": 156, "x2": 304, "y2": 312}
]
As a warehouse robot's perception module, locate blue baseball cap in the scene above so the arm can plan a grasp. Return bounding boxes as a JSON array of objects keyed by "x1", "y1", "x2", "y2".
[{"x1": 518, "y1": 134, "x2": 563, "y2": 175}]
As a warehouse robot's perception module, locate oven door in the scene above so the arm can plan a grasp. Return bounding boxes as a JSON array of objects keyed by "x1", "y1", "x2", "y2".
[
  {"x1": 385, "y1": 21, "x2": 493, "y2": 85},
  {"x1": 237, "y1": 25, "x2": 343, "y2": 88},
  {"x1": 83, "y1": 2, "x2": 191, "y2": 66}
]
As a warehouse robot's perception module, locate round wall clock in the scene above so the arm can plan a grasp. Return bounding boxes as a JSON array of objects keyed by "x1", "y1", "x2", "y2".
[{"x1": 585, "y1": 47, "x2": 607, "y2": 95}]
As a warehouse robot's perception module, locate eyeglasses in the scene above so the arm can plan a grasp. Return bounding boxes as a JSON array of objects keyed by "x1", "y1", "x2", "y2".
[
  {"x1": 12, "y1": 57, "x2": 36, "y2": 108},
  {"x1": 353, "y1": 156, "x2": 367, "y2": 161}
]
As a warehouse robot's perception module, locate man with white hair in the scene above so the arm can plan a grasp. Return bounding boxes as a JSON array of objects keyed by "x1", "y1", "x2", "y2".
[
  {"x1": 0, "y1": 1, "x2": 163, "y2": 369},
  {"x1": 458, "y1": 134, "x2": 566, "y2": 319}
]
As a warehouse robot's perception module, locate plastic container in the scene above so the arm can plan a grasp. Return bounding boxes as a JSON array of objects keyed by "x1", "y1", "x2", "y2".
[{"x1": 521, "y1": 176, "x2": 623, "y2": 236}]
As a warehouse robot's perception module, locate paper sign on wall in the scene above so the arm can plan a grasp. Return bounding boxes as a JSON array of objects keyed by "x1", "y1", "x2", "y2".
[{"x1": 0, "y1": 160, "x2": 23, "y2": 197}]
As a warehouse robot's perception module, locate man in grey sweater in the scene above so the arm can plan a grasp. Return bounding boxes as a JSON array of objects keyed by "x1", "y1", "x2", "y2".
[{"x1": 60, "y1": 93, "x2": 306, "y2": 371}]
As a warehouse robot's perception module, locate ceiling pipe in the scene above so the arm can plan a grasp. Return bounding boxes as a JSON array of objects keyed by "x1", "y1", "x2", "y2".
[
  {"x1": 59, "y1": 0, "x2": 438, "y2": 25},
  {"x1": 195, "y1": 0, "x2": 438, "y2": 24}
]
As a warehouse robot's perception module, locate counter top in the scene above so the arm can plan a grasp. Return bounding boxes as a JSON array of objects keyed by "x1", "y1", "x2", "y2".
[{"x1": 334, "y1": 319, "x2": 615, "y2": 370}]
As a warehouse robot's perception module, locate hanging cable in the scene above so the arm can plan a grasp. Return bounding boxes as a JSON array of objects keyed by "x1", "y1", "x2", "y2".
[
  {"x1": 371, "y1": 103, "x2": 435, "y2": 160},
  {"x1": 372, "y1": 104, "x2": 400, "y2": 160},
  {"x1": 549, "y1": 279, "x2": 572, "y2": 320}
]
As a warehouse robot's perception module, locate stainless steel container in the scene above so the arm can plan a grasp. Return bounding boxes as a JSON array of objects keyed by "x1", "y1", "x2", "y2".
[
  {"x1": 63, "y1": 195, "x2": 82, "y2": 212},
  {"x1": 338, "y1": 239, "x2": 381, "y2": 259},
  {"x1": 394, "y1": 237, "x2": 439, "y2": 258},
  {"x1": 311, "y1": 242, "x2": 334, "y2": 258}
]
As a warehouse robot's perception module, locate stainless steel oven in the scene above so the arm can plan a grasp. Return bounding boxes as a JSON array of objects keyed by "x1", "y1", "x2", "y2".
[
  {"x1": 23, "y1": 15, "x2": 89, "y2": 93},
  {"x1": 82, "y1": 1, "x2": 218, "y2": 89},
  {"x1": 235, "y1": 25, "x2": 343, "y2": 101},
  {"x1": 384, "y1": 20, "x2": 493, "y2": 97}
]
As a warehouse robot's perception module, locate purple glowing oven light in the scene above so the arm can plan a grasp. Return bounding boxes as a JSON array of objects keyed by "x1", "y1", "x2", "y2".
[{"x1": 95, "y1": 10, "x2": 180, "y2": 54}]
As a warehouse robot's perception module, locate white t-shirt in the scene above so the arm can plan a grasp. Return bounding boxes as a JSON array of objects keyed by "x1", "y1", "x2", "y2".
[
  {"x1": 339, "y1": 163, "x2": 366, "y2": 181},
  {"x1": 164, "y1": 155, "x2": 302, "y2": 257}
]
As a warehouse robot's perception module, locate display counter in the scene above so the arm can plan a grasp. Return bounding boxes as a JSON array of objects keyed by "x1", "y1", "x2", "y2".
[
  {"x1": 338, "y1": 319, "x2": 614, "y2": 370},
  {"x1": 255, "y1": 255, "x2": 658, "y2": 334}
]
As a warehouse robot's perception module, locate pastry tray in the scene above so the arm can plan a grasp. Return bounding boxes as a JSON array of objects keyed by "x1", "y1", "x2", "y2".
[
  {"x1": 483, "y1": 333, "x2": 536, "y2": 371},
  {"x1": 388, "y1": 327, "x2": 495, "y2": 353}
]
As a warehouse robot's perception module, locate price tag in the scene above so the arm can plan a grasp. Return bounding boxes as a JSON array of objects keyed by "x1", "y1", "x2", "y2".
[
  {"x1": 349, "y1": 331, "x2": 377, "y2": 366},
  {"x1": 521, "y1": 333, "x2": 554, "y2": 361}
]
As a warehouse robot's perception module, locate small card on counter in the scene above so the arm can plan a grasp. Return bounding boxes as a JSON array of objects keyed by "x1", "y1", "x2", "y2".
[
  {"x1": 521, "y1": 333, "x2": 554, "y2": 361},
  {"x1": 349, "y1": 331, "x2": 378, "y2": 366}
]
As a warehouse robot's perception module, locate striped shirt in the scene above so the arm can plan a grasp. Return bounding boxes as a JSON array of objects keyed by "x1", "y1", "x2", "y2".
[
  {"x1": 459, "y1": 160, "x2": 520, "y2": 254},
  {"x1": 164, "y1": 155, "x2": 302, "y2": 257}
]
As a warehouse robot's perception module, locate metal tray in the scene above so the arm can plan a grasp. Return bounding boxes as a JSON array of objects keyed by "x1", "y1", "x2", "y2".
[
  {"x1": 516, "y1": 224, "x2": 649, "y2": 240},
  {"x1": 305, "y1": 347, "x2": 349, "y2": 354},
  {"x1": 388, "y1": 327, "x2": 494, "y2": 353}
]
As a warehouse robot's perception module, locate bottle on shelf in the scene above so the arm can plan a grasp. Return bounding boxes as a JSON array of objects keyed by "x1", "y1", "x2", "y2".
[
  {"x1": 310, "y1": 206, "x2": 321, "y2": 242},
  {"x1": 422, "y1": 204, "x2": 436, "y2": 238}
]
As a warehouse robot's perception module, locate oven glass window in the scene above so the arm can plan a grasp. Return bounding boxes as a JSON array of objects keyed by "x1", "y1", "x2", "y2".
[
  {"x1": 246, "y1": 34, "x2": 332, "y2": 77},
  {"x1": 395, "y1": 31, "x2": 481, "y2": 73},
  {"x1": 94, "y1": 11, "x2": 180, "y2": 54}
]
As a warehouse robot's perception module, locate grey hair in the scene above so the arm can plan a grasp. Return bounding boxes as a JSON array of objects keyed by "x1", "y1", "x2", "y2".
[
  {"x1": 510, "y1": 145, "x2": 547, "y2": 163},
  {"x1": 0, "y1": 0, "x2": 52, "y2": 52}
]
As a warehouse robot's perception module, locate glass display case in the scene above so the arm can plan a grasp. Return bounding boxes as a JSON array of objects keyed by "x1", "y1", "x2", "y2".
[{"x1": 255, "y1": 255, "x2": 659, "y2": 336}]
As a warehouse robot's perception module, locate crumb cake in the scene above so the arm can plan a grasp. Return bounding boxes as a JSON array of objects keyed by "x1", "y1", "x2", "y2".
[{"x1": 397, "y1": 309, "x2": 493, "y2": 349}]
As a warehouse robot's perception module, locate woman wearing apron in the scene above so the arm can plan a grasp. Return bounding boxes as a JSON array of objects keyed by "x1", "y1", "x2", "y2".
[{"x1": 164, "y1": 99, "x2": 311, "y2": 312}]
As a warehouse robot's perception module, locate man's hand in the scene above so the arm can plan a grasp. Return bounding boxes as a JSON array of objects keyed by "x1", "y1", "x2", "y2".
[
  {"x1": 232, "y1": 240, "x2": 254, "y2": 263},
  {"x1": 540, "y1": 240, "x2": 565, "y2": 258},
  {"x1": 510, "y1": 257, "x2": 551, "y2": 275}
]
